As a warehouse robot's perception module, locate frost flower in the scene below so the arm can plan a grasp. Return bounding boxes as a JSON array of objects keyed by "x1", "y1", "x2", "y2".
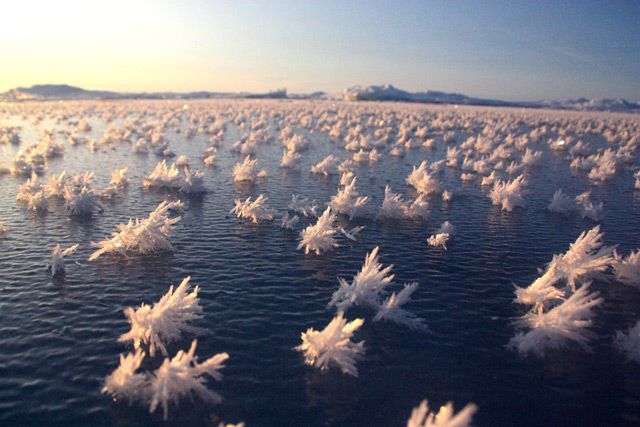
[
  {"x1": 297, "y1": 207, "x2": 340, "y2": 255},
  {"x1": 149, "y1": 340, "x2": 229, "y2": 420},
  {"x1": 489, "y1": 175, "x2": 528, "y2": 211},
  {"x1": 49, "y1": 243, "x2": 79, "y2": 277},
  {"x1": 407, "y1": 399, "x2": 477, "y2": 427},
  {"x1": 329, "y1": 175, "x2": 369, "y2": 219},
  {"x1": 102, "y1": 350, "x2": 148, "y2": 405},
  {"x1": 615, "y1": 320, "x2": 640, "y2": 363},
  {"x1": 89, "y1": 200, "x2": 184, "y2": 260},
  {"x1": 613, "y1": 250, "x2": 640, "y2": 289},
  {"x1": 233, "y1": 156, "x2": 266, "y2": 182},
  {"x1": 119, "y1": 276, "x2": 203, "y2": 357},
  {"x1": 230, "y1": 194, "x2": 274, "y2": 223},
  {"x1": 510, "y1": 283, "x2": 603, "y2": 357},
  {"x1": 295, "y1": 313, "x2": 365, "y2": 376}
]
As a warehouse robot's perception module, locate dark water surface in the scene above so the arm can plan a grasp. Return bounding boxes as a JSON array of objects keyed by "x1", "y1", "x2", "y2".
[{"x1": 0, "y1": 102, "x2": 639, "y2": 426}]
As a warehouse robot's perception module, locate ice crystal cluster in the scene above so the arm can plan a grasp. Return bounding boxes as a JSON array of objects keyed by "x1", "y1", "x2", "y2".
[
  {"x1": 427, "y1": 221, "x2": 455, "y2": 250},
  {"x1": 406, "y1": 160, "x2": 441, "y2": 195},
  {"x1": 615, "y1": 320, "x2": 640, "y2": 363},
  {"x1": 103, "y1": 277, "x2": 228, "y2": 420},
  {"x1": 329, "y1": 175, "x2": 369, "y2": 219},
  {"x1": 143, "y1": 160, "x2": 206, "y2": 193},
  {"x1": 101, "y1": 168, "x2": 129, "y2": 198},
  {"x1": 297, "y1": 207, "x2": 364, "y2": 255},
  {"x1": 511, "y1": 226, "x2": 614, "y2": 356},
  {"x1": 281, "y1": 212, "x2": 299, "y2": 230},
  {"x1": 89, "y1": 200, "x2": 184, "y2": 260},
  {"x1": 49, "y1": 243, "x2": 79, "y2": 277},
  {"x1": 489, "y1": 174, "x2": 528, "y2": 211},
  {"x1": 575, "y1": 192, "x2": 603, "y2": 222},
  {"x1": 310, "y1": 154, "x2": 338, "y2": 175},
  {"x1": 16, "y1": 173, "x2": 48, "y2": 211},
  {"x1": 17, "y1": 170, "x2": 103, "y2": 215},
  {"x1": 378, "y1": 186, "x2": 429, "y2": 220},
  {"x1": 296, "y1": 312, "x2": 365, "y2": 376},
  {"x1": 613, "y1": 250, "x2": 640, "y2": 289},
  {"x1": 149, "y1": 340, "x2": 228, "y2": 420},
  {"x1": 288, "y1": 195, "x2": 318, "y2": 218},
  {"x1": 119, "y1": 277, "x2": 203, "y2": 357},
  {"x1": 103, "y1": 341, "x2": 228, "y2": 420},
  {"x1": 329, "y1": 247, "x2": 426, "y2": 330},
  {"x1": 547, "y1": 189, "x2": 574, "y2": 214},
  {"x1": 232, "y1": 156, "x2": 266, "y2": 182},
  {"x1": 230, "y1": 194, "x2": 274, "y2": 223},
  {"x1": 281, "y1": 149, "x2": 302, "y2": 169},
  {"x1": 407, "y1": 399, "x2": 478, "y2": 427},
  {"x1": 102, "y1": 349, "x2": 148, "y2": 405}
]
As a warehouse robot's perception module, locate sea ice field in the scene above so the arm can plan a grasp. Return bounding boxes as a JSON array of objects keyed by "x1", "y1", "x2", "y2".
[{"x1": 0, "y1": 99, "x2": 639, "y2": 427}]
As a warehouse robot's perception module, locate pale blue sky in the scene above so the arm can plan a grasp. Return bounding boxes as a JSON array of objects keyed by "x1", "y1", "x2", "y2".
[{"x1": 1, "y1": 0, "x2": 638, "y2": 100}]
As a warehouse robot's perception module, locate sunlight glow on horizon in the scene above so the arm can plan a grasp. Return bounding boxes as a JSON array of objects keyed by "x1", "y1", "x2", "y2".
[{"x1": 1, "y1": 0, "x2": 638, "y2": 101}]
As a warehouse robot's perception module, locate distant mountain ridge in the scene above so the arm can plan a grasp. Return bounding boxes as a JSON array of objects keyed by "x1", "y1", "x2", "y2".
[
  {"x1": 342, "y1": 84, "x2": 514, "y2": 107},
  {"x1": 2, "y1": 83, "x2": 638, "y2": 112},
  {"x1": 343, "y1": 84, "x2": 640, "y2": 112},
  {"x1": 12, "y1": 84, "x2": 119, "y2": 99}
]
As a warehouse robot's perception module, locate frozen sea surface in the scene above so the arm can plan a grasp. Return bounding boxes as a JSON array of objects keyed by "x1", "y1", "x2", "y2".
[{"x1": 0, "y1": 101, "x2": 639, "y2": 426}]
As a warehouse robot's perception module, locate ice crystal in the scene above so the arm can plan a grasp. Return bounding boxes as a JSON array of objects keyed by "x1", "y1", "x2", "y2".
[
  {"x1": 144, "y1": 160, "x2": 182, "y2": 189},
  {"x1": 613, "y1": 250, "x2": 640, "y2": 289},
  {"x1": 288, "y1": 195, "x2": 318, "y2": 217},
  {"x1": 510, "y1": 283, "x2": 603, "y2": 356},
  {"x1": 232, "y1": 156, "x2": 266, "y2": 182},
  {"x1": 149, "y1": 340, "x2": 228, "y2": 420},
  {"x1": 101, "y1": 168, "x2": 129, "y2": 198},
  {"x1": 558, "y1": 226, "x2": 613, "y2": 289},
  {"x1": 378, "y1": 186, "x2": 428, "y2": 220},
  {"x1": 339, "y1": 225, "x2": 365, "y2": 241},
  {"x1": 522, "y1": 148, "x2": 542, "y2": 166},
  {"x1": 615, "y1": 320, "x2": 640, "y2": 363},
  {"x1": 514, "y1": 263, "x2": 564, "y2": 307},
  {"x1": 49, "y1": 243, "x2": 79, "y2": 277},
  {"x1": 102, "y1": 349, "x2": 148, "y2": 405},
  {"x1": 427, "y1": 222, "x2": 455, "y2": 250},
  {"x1": 406, "y1": 161, "x2": 441, "y2": 195},
  {"x1": 515, "y1": 226, "x2": 613, "y2": 307},
  {"x1": 64, "y1": 185, "x2": 101, "y2": 216},
  {"x1": 204, "y1": 155, "x2": 216, "y2": 167},
  {"x1": 144, "y1": 161, "x2": 206, "y2": 193},
  {"x1": 575, "y1": 192, "x2": 603, "y2": 221},
  {"x1": 489, "y1": 174, "x2": 528, "y2": 211},
  {"x1": 329, "y1": 175, "x2": 369, "y2": 219},
  {"x1": 230, "y1": 194, "x2": 274, "y2": 223},
  {"x1": 374, "y1": 283, "x2": 426, "y2": 330},
  {"x1": 407, "y1": 399, "x2": 477, "y2": 427},
  {"x1": 295, "y1": 313, "x2": 365, "y2": 376},
  {"x1": 310, "y1": 155, "x2": 338, "y2": 176},
  {"x1": 281, "y1": 213, "x2": 300, "y2": 230},
  {"x1": 119, "y1": 276, "x2": 203, "y2": 357},
  {"x1": 297, "y1": 207, "x2": 339, "y2": 255},
  {"x1": 89, "y1": 200, "x2": 184, "y2": 260},
  {"x1": 547, "y1": 189, "x2": 574, "y2": 214},
  {"x1": 588, "y1": 149, "x2": 616, "y2": 181},
  {"x1": 329, "y1": 246, "x2": 395, "y2": 311},
  {"x1": 281, "y1": 149, "x2": 302, "y2": 169},
  {"x1": 179, "y1": 167, "x2": 206, "y2": 194},
  {"x1": 428, "y1": 233, "x2": 450, "y2": 249}
]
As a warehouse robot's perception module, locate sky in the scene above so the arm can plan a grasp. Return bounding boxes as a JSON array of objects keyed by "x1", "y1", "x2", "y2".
[{"x1": 0, "y1": 0, "x2": 638, "y2": 101}]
